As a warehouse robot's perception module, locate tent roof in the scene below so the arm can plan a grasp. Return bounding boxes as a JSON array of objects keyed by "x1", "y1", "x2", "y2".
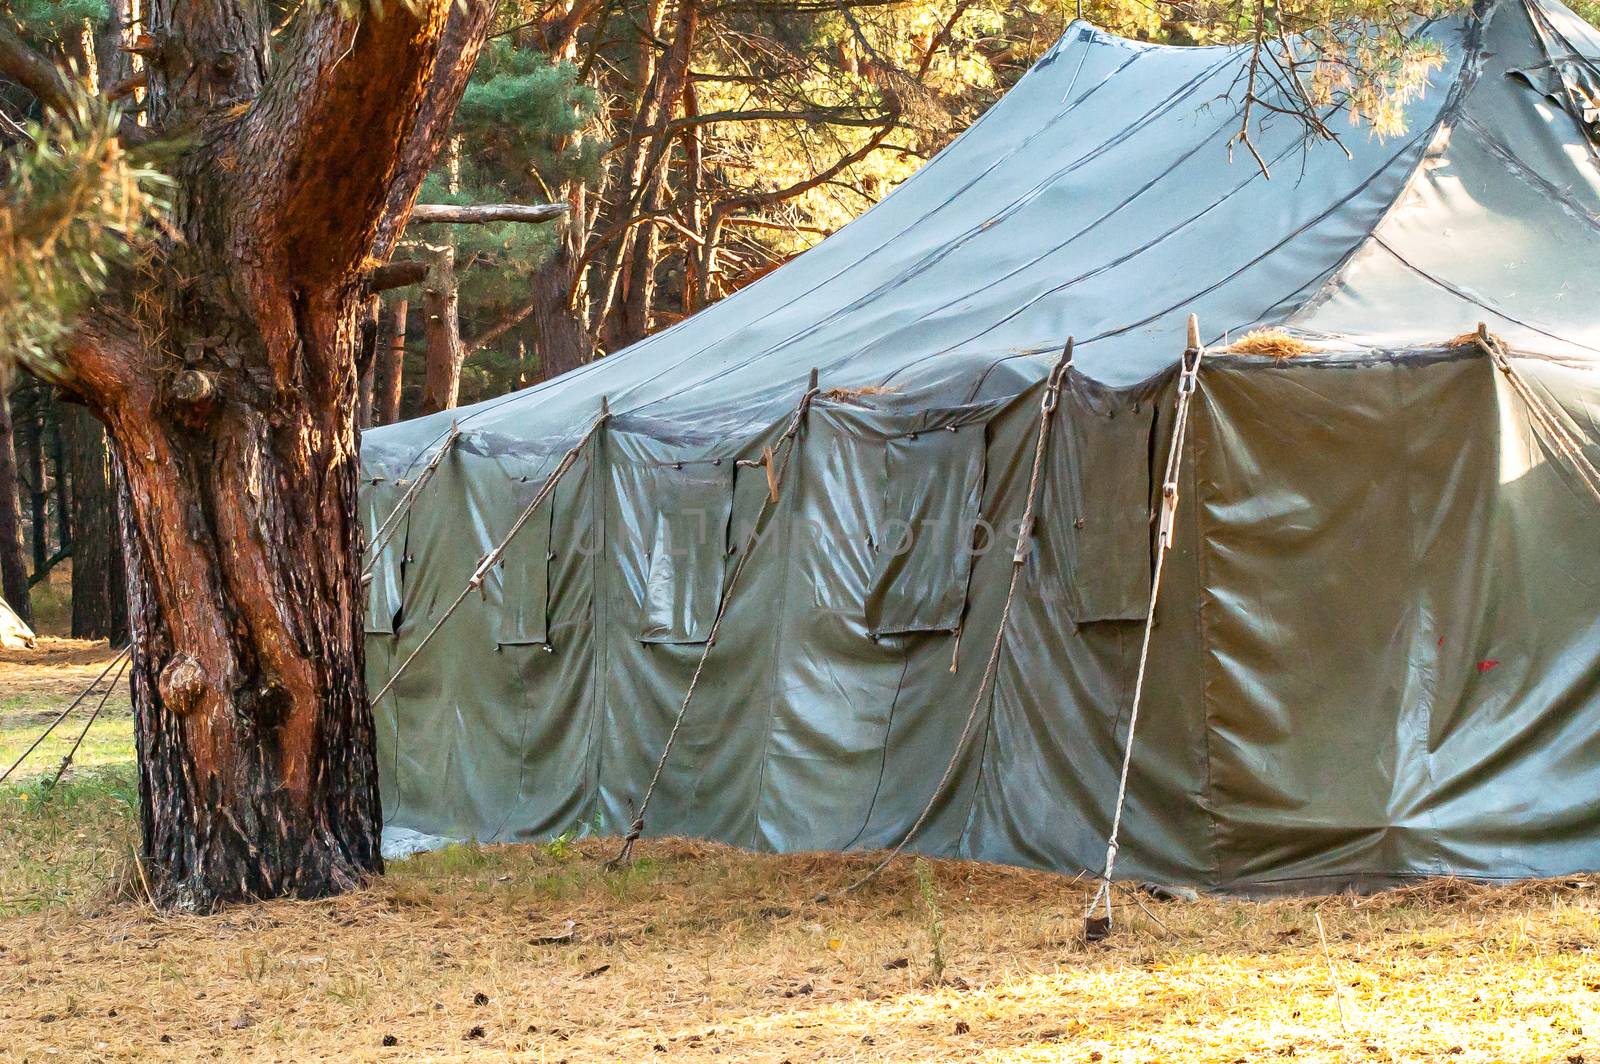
[{"x1": 367, "y1": 0, "x2": 1600, "y2": 468}]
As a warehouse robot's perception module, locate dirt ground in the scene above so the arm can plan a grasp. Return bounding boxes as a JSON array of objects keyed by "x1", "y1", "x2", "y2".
[{"x1": 2, "y1": 641, "x2": 1599, "y2": 1063}]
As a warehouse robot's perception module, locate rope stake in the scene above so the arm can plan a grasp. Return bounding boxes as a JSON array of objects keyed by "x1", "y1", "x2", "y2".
[
  {"x1": 369, "y1": 402, "x2": 611, "y2": 708},
  {"x1": 837, "y1": 338, "x2": 1076, "y2": 897},
  {"x1": 1085, "y1": 316, "x2": 1206, "y2": 942},
  {"x1": 611, "y1": 371, "x2": 821, "y2": 868}
]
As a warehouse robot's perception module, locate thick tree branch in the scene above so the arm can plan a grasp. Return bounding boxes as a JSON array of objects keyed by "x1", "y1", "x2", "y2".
[
  {"x1": 465, "y1": 299, "x2": 537, "y2": 357},
  {"x1": 411, "y1": 203, "x2": 570, "y2": 224},
  {"x1": 372, "y1": 0, "x2": 498, "y2": 259},
  {"x1": 0, "y1": 23, "x2": 75, "y2": 116},
  {"x1": 367, "y1": 260, "x2": 430, "y2": 291},
  {"x1": 246, "y1": 0, "x2": 486, "y2": 287}
]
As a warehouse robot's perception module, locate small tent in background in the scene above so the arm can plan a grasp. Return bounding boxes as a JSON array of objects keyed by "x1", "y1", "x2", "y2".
[
  {"x1": 0, "y1": 596, "x2": 35, "y2": 650},
  {"x1": 361, "y1": 0, "x2": 1600, "y2": 891}
]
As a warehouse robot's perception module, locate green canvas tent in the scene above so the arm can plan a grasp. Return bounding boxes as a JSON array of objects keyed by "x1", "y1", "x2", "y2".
[
  {"x1": 361, "y1": 0, "x2": 1600, "y2": 889},
  {"x1": 0, "y1": 595, "x2": 34, "y2": 650}
]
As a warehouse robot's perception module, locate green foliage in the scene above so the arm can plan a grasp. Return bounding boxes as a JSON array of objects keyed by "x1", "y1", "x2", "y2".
[
  {"x1": 0, "y1": 96, "x2": 169, "y2": 380},
  {"x1": 454, "y1": 43, "x2": 603, "y2": 189},
  {"x1": 5, "y1": 0, "x2": 108, "y2": 48},
  {"x1": 404, "y1": 44, "x2": 605, "y2": 400}
]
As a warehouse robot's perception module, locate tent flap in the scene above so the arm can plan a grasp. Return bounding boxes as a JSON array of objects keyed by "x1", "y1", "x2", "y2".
[
  {"x1": 865, "y1": 425, "x2": 987, "y2": 635},
  {"x1": 362, "y1": 479, "x2": 407, "y2": 636},
  {"x1": 490, "y1": 479, "x2": 554, "y2": 646},
  {"x1": 1041, "y1": 372, "x2": 1156, "y2": 623},
  {"x1": 638, "y1": 460, "x2": 735, "y2": 644}
]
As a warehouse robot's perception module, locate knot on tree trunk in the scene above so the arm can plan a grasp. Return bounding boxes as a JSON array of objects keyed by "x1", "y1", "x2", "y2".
[
  {"x1": 247, "y1": 680, "x2": 293, "y2": 729},
  {"x1": 158, "y1": 654, "x2": 209, "y2": 716},
  {"x1": 166, "y1": 369, "x2": 219, "y2": 428}
]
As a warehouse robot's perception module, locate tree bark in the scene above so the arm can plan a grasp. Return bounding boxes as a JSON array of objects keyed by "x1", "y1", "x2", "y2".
[
  {"x1": 0, "y1": 388, "x2": 32, "y2": 625},
  {"x1": 375, "y1": 298, "x2": 407, "y2": 426},
  {"x1": 0, "y1": 0, "x2": 497, "y2": 911},
  {"x1": 420, "y1": 242, "x2": 464, "y2": 414},
  {"x1": 357, "y1": 296, "x2": 380, "y2": 429},
  {"x1": 531, "y1": 230, "x2": 591, "y2": 381},
  {"x1": 65, "y1": 402, "x2": 128, "y2": 642},
  {"x1": 49, "y1": 403, "x2": 71, "y2": 552},
  {"x1": 614, "y1": 0, "x2": 697, "y2": 347},
  {"x1": 15, "y1": 387, "x2": 48, "y2": 576}
]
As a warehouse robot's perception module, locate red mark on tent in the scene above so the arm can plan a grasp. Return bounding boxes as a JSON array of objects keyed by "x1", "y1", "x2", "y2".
[
  {"x1": 1476, "y1": 659, "x2": 1500, "y2": 674},
  {"x1": 1437, "y1": 636, "x2": 1445, "y2": 648}
]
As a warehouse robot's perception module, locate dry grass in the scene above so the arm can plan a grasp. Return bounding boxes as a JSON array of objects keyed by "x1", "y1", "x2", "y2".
[
  {"x1": 4, "y1": 644, "x2": 1600, "y2": 1062},
  {"x1": 1, "y1": 838, "x2": 1598, "y2": 1062},
  {"x1": 1227, "y1": 328, "x2": 1315, "y2": 359},
  {"x1": 818, "y1": 385, "x2": 898, "y2": 405},
  {"x1": 1446, "y1": 331, "x2": 1489, "y2": 350}
]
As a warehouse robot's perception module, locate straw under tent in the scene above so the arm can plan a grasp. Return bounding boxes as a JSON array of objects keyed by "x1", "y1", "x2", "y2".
[{"x1": 358, "y1": 0, "x2": 1600, "y2": 894}]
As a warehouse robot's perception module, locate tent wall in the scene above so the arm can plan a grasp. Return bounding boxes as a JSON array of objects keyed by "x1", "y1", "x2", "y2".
[
  {"x1": 365, "y1": 346, "x2": 1600, "y2": 889},
  {"x1": 1188, "y1": 350, "x2": 1600, "y2": 888}
]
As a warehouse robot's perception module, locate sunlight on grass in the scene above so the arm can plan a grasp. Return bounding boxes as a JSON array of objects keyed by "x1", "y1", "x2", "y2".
[
  {"x1": 2, "y1": 641, "x2": 1598, "y2": 1060},
  {"x1": 0, "y1": 767, "x2": 138, "y2": 916}
]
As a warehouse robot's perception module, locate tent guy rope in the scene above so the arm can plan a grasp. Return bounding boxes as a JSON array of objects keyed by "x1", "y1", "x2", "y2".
[
  {"x1": 48, "y1": 650, "x2": 132, "y2": 787},
  {"x1": 1084, "y1": 314, "x2": 1206, "y2": 942},
  {"x1": 611, "y1": 370, "x2": 823, "y2": 868},
  {"x1": 368, "y1": 403, "x2": 611, "y2": 708},
  {"x1": 0, "y1": 643, "x2": 130, "y2": 785},
  {"x1": 835, "y1": 337, "x2": 1077, "y2": 897},
  {"x1": 362, "y1": 422, "x2": 462, "y2": 579}
]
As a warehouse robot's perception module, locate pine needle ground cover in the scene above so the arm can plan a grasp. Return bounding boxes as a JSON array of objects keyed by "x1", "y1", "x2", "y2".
[{"x1": 3, "y1": 642, "x2": 1599, "y2": 1063}]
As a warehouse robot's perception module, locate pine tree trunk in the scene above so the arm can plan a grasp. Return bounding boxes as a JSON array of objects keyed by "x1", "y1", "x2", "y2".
[
  {"x1": 357, "y1": 296, "x2": 380, "y2": 428},
  {"x1": 375, "y1": 298, "x2": 407, "y2": 425},
  {"x1": 0, "y1": 389, "x2": 32, "y2": 625},
  {"x1": 36, "y1": 0, "x2": 495, "y2": 911},
  {"x1": 65, "y1": 403, "x2": 128, "y2": 642},
  {"x1": 16, "y1": 389, "x2": 48, "y2": 576},
  {"x1": 420, "y1": 243, "x2": 464, "y2": 414},
  {"x1": 49, "y1": 404, "x2": 71, "y2": 553},
  {"x1": 530, "y1": 233, "x2": 590, "y2": 382},
  {"x1": 105, "y1": 343, "x2": 381, "y2": 909}
]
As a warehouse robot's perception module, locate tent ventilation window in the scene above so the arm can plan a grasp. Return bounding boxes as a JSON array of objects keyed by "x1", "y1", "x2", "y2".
[
  {"x1": 639, "y1": 460, "x2": 736, "y2": 645},
  {"x1": 1036, "y1": 374, "x2": 1155, "y2": 623},
  {"x1": 865, "y1": 424, "x2": 987, "y2": 636},
  {"x1": 489, "y1": 476, "x2": 556, "y2": 647}
]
